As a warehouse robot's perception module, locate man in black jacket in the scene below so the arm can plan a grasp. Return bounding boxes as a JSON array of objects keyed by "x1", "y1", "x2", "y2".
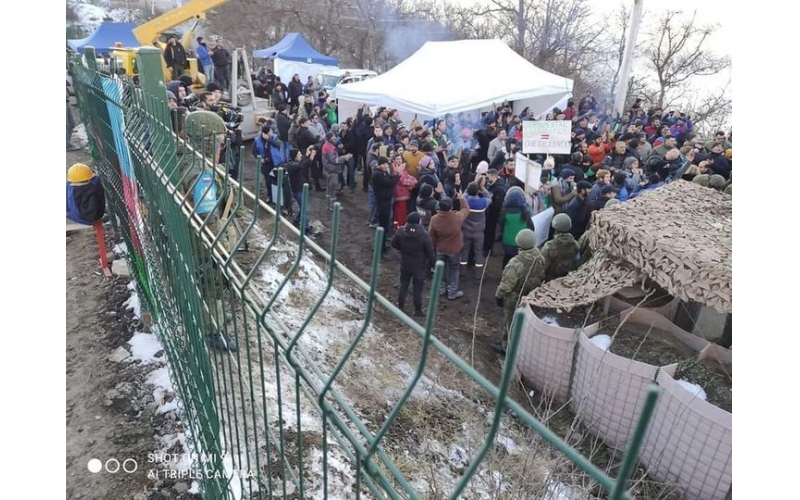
[
  {"x1": 211, "y1": 38, "x2": 231, "y2": 92},
  {"x1": 340, "y1": 121, "x2": 360, "y2": 191},
  {"x1": 286, "y1": 147, "x2": 317, "y2": 234},
  {"x1": 276, "y1": 104, "x2": 291, "y2": 157},
  {"x1": 565, "y1": 180, "x2": 592, "y2": 240},
  {"x1": 287, "y1": 74, "x2": 304, "y2": 113},
  {"x1": 391, "y1": 212, "x2": 436, "y2": 317},
  {"x1": 295, "y1": 118, "x2": 323, "y2": 191},
  {"x1": 372, "y1": 156, "x2": 400, "y2": 257},
  {"x1": 483, "y1": 169, "x2": 508, "y2": 255},
  {"x1": 163, "y1": 36, "x2": 188, "y2": 81}
]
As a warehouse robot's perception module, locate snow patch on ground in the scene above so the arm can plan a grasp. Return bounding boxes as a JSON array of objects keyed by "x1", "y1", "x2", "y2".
[
  {"x1": 124, "y1": 291, "x2": 141, "y2": 320},
  {"x1": 258, "y1": 245, "x2": 365, "y2": 357},
  {"x1": 677, "y1": 379, "x2": 708, "y2": 401},
  {"x1": 146, "y1": 367, "x2": 177, "y2": 414},
  {"x1": 127, "y1": 332, "x2": 163, "y2": 364},
  {"x1": 395, "y1": 361, "x2": 464, "y2": 400},
  {"x1": 589, "y1": 334, "x2": 612, "y2": 351},
  {"x1": 114, "y1": 242, "x2": 129, "y2": 256},
  {"x1": 541, "y1": 315, "x2": 560, "y2": 326},
  {"x1": 545, "y1": 478, "x2": 587, "y2": 499}
]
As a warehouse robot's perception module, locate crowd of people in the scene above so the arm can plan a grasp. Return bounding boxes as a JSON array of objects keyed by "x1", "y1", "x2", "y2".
[{"x1": 168, "y1": 76, "x2": 732, "y2": 354}]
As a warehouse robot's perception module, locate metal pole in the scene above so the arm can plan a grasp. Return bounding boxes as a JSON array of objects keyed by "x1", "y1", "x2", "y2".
[{"x1": 613, "y1": 0, "x2": 644, "y2": 116}]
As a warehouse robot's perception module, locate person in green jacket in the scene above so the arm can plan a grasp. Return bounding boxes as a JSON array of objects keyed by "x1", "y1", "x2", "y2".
[
  {"x1": 492, "y1": 229, "x2": 546, "y2": 355},
  {"x1": 324, "y1": 98, "x2": 338, "y2": 127},
  {"x1": 498, "y1": 186, "x2": 535, "y2": 269}
]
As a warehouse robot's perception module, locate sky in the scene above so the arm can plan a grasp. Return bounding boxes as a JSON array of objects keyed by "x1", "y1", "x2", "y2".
[{"x1": 443, "y1": 0, "x2": 732, "y2": 95}]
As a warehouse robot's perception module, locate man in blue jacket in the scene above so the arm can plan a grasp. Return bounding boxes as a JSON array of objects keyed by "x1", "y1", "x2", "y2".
[{"x1": 196, "y1": 36, "x2": 214, "y2": 83}]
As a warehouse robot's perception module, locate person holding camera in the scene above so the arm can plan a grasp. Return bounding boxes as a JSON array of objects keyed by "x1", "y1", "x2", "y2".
[
  {"x1": 372, "y1": 156, "x2": 400, "y2": 257},
  {"x1": 287, "y1": 146, "x2": 317, "y2": 235},
  {"x1": 429, "y1": 191, "x2": 471, "y2": 300},
  {"x1": 321, "y1": 131, "x2": 352, "y2": 212}
]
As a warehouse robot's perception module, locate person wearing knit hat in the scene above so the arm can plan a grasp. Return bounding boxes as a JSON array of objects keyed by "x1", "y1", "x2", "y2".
[
  {"x1": 416, "y1": 183, "x2": 438, "y2": 230},
  {"x1": 391, "y1": 210, "x2": 437, "y2": 318},
  {"x1": 552, "y1": 168, "x2": 577, "y2": 215},
  {"x1": 492, "y1": 228, "x2": 546, "y2": 355},
  {"x1": 429, "y1": 191, "x2": 471, "y2": 300},
  {"x1": 541, "y1": 213, "x2": 580, "y2": 281},
  {"x1": 499, "y1": 186, "x2": 535, "y2": 268}
]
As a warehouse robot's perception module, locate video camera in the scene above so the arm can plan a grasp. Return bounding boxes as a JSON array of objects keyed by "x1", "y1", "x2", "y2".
[{"x1": 210, "y1": 102, "x2": 244, "y2": 130}]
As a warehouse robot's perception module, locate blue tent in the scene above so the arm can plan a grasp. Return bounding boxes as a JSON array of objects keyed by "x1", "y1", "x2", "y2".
[
  {"x1": 253, "y1": 33, "x2": 338, "y2": 65},
  {"x1": 68, "y1": 22, "x2": 139, "y2": 55}
]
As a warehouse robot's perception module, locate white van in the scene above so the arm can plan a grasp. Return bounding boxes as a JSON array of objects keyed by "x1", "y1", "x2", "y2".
[{"x1": 316, "y1": 69, "x2": 377, "y2": 99}]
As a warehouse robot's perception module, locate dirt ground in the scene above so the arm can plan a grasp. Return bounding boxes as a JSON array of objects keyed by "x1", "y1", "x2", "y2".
[
  {"x1": 66, "y1": 146, "x2": 199, "y2": 500},
  {"x1": 238, "y1": 153, "x2": 510, "y2": 386}
]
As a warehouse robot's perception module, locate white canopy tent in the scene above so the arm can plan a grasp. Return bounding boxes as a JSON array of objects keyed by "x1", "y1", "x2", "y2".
[{"x1": 335, "y1": 39, "x2": 573, "y2": 124}]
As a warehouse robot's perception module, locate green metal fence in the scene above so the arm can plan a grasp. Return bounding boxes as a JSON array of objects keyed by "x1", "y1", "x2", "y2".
[{"x1": 70, "y1": 46, "x2": 659, "y2": 500}]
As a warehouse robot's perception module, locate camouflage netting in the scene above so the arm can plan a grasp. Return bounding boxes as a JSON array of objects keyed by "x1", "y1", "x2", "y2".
[
  {"x1": 526, "y1": 181, "x2": 732, "y2": 314},
  {"x1": 524, "y1": 253, "x2": 641, "y2": 311}
]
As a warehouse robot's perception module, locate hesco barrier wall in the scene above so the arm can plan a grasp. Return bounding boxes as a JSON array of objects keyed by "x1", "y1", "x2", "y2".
[
  {"x1": 516, "y1": 306, "x2": 733, "y2": 500},
  {"x1": 515, "y1": 306, "x2": 598, "y2": 402},
  {"x1": 69, "y1": 46, "x2": 660, "y2": 500}
]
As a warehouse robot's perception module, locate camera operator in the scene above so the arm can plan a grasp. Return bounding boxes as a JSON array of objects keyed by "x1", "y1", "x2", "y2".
[{"x1": 296, "y1": 117, "x2": 324, "y2": 191}]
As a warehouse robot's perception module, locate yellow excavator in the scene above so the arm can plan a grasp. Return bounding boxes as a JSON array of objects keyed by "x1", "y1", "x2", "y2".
[{"x1": 111, "y1": 0, "x2": 230, "y2": 91}]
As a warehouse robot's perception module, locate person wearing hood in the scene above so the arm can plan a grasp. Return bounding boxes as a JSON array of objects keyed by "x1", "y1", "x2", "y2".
[
  {"x1": 391, "y1": 212, "x2": 437, "y2": 318},
  {"x1": 460, "y1": 181, "x2": 492, "y2": 282},
  {"x1": 498, "y1": 186, "x2": 535, "y2": 268},
  {"x1": 492, "y1": 228, "x2": 546, "y2": 355},
  {"x1": 551, "y1": 168, "x2": 576, "y2": 214},
  {"x1": 393, "y1": 157, "x2": 418, "y2": 227},
  {"x1": 195, "y1": 36, "x2": 214, "y2": 83}
]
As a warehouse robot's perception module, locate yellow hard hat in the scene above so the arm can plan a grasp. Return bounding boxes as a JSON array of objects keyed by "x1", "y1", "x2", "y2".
[{"x1": 68, "y1": 163, "x2": 94, "y2": 184}]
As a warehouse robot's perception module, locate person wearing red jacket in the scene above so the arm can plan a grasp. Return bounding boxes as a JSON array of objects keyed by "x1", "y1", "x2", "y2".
[
  {"x1": 392, "y1": 156, "x2": 417, "y2": 227},
  {"x1": 587, "y1": 131, "x2": 613, "y2": 165}
]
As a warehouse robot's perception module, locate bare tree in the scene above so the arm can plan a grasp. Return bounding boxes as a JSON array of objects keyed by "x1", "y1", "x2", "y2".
[
  {"x1": 682, "y1": 80, "x2": 732, "y2": 138},
  {"x1": 643, "y1": 10, "x2": 731, "y2": 107}
]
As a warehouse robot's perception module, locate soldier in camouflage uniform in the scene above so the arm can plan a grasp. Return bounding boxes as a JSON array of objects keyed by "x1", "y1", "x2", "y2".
[
  {"x1": 541, "y1": 213, "x2": 580, "y2": 281},
  {"x1": 692, "y1": 174, "x2": 711, "y2": 187},
  {"x1": 492, "y1": 229, "x2": 546, "y2": 355},
  {"x1": 182, "y1": 110, "x2": 239, "y2": 352},
  {"x1": 708, "y1": 174, "x2": 726, "y2": 191}
]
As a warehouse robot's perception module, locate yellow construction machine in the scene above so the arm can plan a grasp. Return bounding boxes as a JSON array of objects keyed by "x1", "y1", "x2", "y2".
[{"x1": 111, "y1": 0, "x2": 229, "y2": 91}]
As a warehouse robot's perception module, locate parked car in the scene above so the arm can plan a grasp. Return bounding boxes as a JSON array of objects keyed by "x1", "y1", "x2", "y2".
[{"x1": 316, "y1": 69, "x2": 377, "y2": 99}]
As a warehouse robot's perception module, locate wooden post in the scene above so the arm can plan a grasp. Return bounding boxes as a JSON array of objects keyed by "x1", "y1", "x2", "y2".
[{"x1": 613, "y1": 0, "x2": 645, "y2": 116}]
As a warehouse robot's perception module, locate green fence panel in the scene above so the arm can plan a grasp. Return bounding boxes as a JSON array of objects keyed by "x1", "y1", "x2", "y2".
[{"x1": 69, "y1": 46, "x2": 659, "y2": 500}]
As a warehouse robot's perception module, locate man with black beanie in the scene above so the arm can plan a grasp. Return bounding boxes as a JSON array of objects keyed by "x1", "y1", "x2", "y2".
[
  {"x1": 391, "y1": 212, "x2": 437, "y2": 317},
  {"x1": 371, "y1": 156, "x2": 399, "y2": 257}
]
